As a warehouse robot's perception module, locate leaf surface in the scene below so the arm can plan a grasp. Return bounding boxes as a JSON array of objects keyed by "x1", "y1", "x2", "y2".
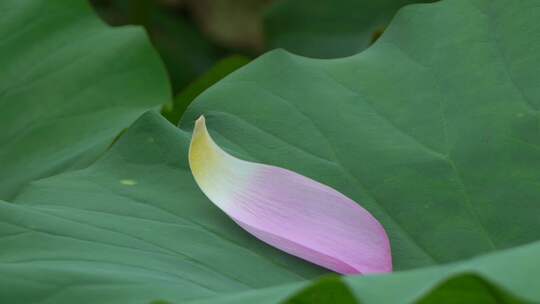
[
  {"x1": 0, "y1": 112, "x2": 325, "y2": 304},
  {"x1": 0, "y1": 0, "x2": 170, "y2": 199},
  {"x1": 2, "y1": 112, "x2": 539, "y2": 304}
]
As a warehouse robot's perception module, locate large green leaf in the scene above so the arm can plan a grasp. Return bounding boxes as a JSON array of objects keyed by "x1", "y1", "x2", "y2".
[
  {"x1": 1, "y1": 111, "x2": 539, "y2": 304},
  {"x1": 0, "y1": 0, "x2": 170, "y2": 200},
  {"x1": 264, "y1": 0, "x2": 433, "y2": 58},
  {"x1": 0, "y1": 111, "x2": 325, "y2": 304},
  {"x1": 183, "y1": 0, "x2": 540, "y2": 271}
]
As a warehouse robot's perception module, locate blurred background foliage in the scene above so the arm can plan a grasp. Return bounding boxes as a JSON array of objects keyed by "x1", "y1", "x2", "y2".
[{"x1": 90, "y1": 0, "x2": 433, "y2": 124}]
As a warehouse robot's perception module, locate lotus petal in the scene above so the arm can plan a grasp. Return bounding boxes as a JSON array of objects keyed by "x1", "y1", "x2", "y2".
[{"x1": 189, "y1": 116, "x2": 392, "y2": 274}]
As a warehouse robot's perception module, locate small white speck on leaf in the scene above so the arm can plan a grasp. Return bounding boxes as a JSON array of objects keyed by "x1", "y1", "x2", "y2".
[{"x1": 120, "y1": 179, "x2": 137, "y2": 186}]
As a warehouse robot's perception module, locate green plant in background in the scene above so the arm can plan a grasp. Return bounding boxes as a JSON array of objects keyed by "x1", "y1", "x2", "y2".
[
  {"x1": 91, "y1": 0, "x2": 226, "y2": 93},
  {"x1": 264, "y1": 0, "x2": 437, "y2": 58},
  {"x1": 91, "y1": 0, "x2": 438, "y2": 118},
  {"x1": 1, "y1": 0, "x2": 540, "y2": 303},
  {"x1": 90, "y1": 0, "x2": 263, "y2": 123},
  {"x1": 162, "y1": 55, "x2": 250, "y2": 124}
]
